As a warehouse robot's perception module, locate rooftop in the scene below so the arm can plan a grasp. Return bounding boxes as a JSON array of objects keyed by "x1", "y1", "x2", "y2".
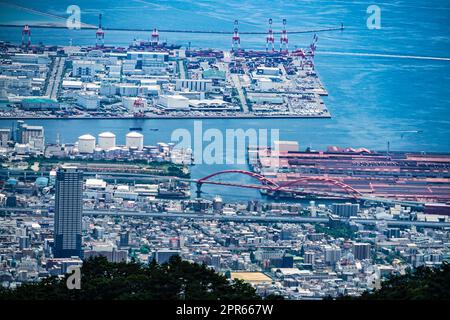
[{"x1": 231, "y1": 272, "x2": 272, "y2": 284}]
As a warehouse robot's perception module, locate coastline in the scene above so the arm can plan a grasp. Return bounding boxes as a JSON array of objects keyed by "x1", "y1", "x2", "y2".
[{"x1": 0, "y1": 114, "x2": 332, "y2": 120}]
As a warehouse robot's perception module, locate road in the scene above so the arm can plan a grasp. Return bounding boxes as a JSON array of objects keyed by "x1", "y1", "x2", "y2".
[
  {"x1": 45, "y1": 56, "x2": 65, "y2": 100},
  {"x1": 230, "y1": 74, "x2": 249, "y2": 113},
  {"x1": 81, "y1": 210, "x2": 450, "y2": 228},
  {"x1": 179, "y1": 60, "x2": 187, "y2": 79},
  {"x1": 0, "y1": 169, "x2": 192, "y2": 184},
  {"x1": 2, "y1": 207, "x2": 448, "y2": 228},
  {"x1": 44, "y1": 57, "x2": 58, "y2": 97}
]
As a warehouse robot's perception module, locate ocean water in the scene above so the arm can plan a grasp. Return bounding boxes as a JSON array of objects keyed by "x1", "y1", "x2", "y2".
[{"x1": 0, "y1": 0, "x2": 449, "y2": 200}]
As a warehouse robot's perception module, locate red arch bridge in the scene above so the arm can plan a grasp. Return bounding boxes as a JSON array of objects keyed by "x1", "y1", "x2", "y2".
[{"x1": 194, "y1": 170, "x2": 363, "y2": 199}]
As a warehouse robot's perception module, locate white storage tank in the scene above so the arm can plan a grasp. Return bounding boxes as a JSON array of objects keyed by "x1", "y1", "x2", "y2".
[
  {"x1": 98, "y1": 131, "x2": 116, "y2": 150},
  {"x1": 78, "y1": 134, "x2": 96, "y2": 154},
  {"x1": 213, "y1": 195, "x2": 223, "y2": 211},
  {"x1": 126, "y1": 131, "x2": 144, "y2": 150}
]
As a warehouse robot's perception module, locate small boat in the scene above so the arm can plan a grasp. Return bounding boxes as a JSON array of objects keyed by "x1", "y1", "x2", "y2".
[
  {"x1": 129, "y1": 127, "x2": 142, "y2": 131},
  {"x1": 149, "y1": 128, "x2": 159, "y2": 131}
]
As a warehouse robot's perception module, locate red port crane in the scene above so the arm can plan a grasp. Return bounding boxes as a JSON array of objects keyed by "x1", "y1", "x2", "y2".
[
  {"x1": 231, "y1": 20, "x2": 241, "y2": 51},
  {"x1": 151, "y1": 28, "x2": 159, "y2": 45},
  {"x1": 302, "y1": 33, "x2": 318, "y2": 69},
  {"x1": 280, "y1": 18, "x2": 288, "y2": 52},
  {"x1": 266, "y1": 18, "x2": 275, "y2": 52},
  {"x1": 96, "y1": 14, "x2": 105, "y2": 47},
  {"x1": 133, "y1": 97, "x2": 145, "y2": 117},
  {"x1": 22, "y1": 24, "x2": 31, "y2": 49}
]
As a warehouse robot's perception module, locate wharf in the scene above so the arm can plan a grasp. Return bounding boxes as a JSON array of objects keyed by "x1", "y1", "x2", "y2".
[{"x1": 0, "y1": 113, "x2": 331, "y2": 120}]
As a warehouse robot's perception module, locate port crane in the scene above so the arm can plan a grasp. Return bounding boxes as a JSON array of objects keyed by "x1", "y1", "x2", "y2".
[
  {"x1": 301, "y1": 34, "x2": 318, "y2": 69},
  {"x1": 151, "y1": 28, "x2": 159, "y2": 45},
  {"x1": 310, "y1": 34, "x2": 318, "y2": 56},
  {"x1": 231, "y1": 20, "x2": 241, "y2": 51},
  {"x1": 280, "y1": 19, "x2": 289, "y2": 52},
  {"x1": 95, "y1": 14, "x2": 105, "y2": 47},
  {"x1": 266, "y1": 18, "x2": 275, "y2": 52},
  {"x1": 291, "y1": 47, "x2": 306, "y2": 58},
  {"x1": 132, "y1": 97, "x2": 146, "y2": 118},
  {"x1": 22, "y1": 24, "x2": 31, "y2": 49}
]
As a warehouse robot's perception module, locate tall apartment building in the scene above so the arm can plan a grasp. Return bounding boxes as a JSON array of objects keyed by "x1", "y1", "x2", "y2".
[
  {"x1": 353, "y1": 243, "x2": 371, "y2": 260},
  {"x1": 53, "y1": 166, "x2": 83, "y2": 258},
  {"x1": 331, "y1": 203, "x2": 360, "y2": 217},
  {"x1": 0, "y1": 128, "x2": 10, "y2": 147},
  {"x1": 304, "y1": 251, "x2": 315, "y2": 266},
  {"x1": 324, "y1": 245, "x2": 342, "y2": 265}
]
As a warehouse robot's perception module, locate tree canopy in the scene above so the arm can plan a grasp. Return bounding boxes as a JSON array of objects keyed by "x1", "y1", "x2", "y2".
[{"x1": 0, "y1": 256, "x2": 261, "y2": 300}]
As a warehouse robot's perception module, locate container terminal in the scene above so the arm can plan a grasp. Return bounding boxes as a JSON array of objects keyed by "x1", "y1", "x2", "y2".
[{"x1": 0, "y1": 17, "x2": 330, "y2": 119}]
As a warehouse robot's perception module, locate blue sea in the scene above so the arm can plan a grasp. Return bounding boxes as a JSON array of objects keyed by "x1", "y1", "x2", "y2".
[{"x1": 0, "y1": 0, "x2": 449, "y2": 200}]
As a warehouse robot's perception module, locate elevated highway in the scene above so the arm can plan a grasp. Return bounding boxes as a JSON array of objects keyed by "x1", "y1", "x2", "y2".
[{"x1": 1, "y1": 207, "x2": 448, "y2": 228}]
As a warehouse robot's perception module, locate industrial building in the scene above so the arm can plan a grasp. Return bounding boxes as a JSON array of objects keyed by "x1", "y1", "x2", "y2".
[
  {"x1": 175, "y1": 79, "x2": 213, "y2": 92},
  {"x1": 75, "y1": 92, "x2": 100, "y2": 110},
  {"x1": 21, "y1": 98, "x2": 59, "y2": 111},
  {"x1": 158, "y1": 94, "x2": 190, "y2": 110},
  {"x1": 254, "y1": 142, "x2": 450, "y2": 204}
]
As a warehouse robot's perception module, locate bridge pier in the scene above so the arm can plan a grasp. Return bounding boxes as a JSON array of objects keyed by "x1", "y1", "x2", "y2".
[
  {"x1": 271, "y1": 190, "x2": 280, "y2": 200},
  {"x1": 196, "y1": 182, "x2": 202, "y2": 198}
]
